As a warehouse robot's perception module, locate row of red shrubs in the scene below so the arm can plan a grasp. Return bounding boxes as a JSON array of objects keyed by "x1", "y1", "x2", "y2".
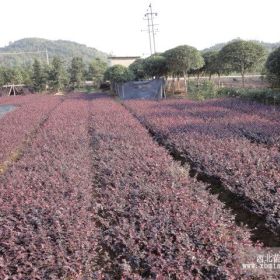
[
  {"x1": 124, "y1": 98, "x2": 280, "y2": 235},
  {"x1": 0, "y1": 95, "x2": 97, "y2": 279},
  {"x1": 0, "y1": 94, "x2": 266, "y2": 279},
  {"x1": 0, "y1": 95, "x2": 63, "y2": 164},
  {"x1": 88, "y1": 96, "x2": 256, "y2": 279}
]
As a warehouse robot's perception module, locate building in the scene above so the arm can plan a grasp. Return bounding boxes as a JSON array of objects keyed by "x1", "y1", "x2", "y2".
[{"x1": 108, "y1": 56, "x2": 140, "y2": 67}]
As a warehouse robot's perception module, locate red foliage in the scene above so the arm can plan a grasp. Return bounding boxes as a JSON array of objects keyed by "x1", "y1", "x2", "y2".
[
  {"x1": 89, "y1": 97, "x2": 255, "y2": 279},
  {"x1": 0, "y1": 95, "x2": 63, "y2": 164},
  {"x1": 0, "y1": 94, "x2": 263, "y2": 278},
  {"x1": 0, "y1": 95, "x2": 96, "y2": 279},
  {"x1": 125, "y1": 98, "x2": 280, "y2": 234}
]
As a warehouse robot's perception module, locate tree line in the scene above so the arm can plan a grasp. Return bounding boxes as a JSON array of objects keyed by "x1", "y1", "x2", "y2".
[
  {"x1": 105, "y1": 39, "x2": 280, "y2": 92},
  {"x1": 1, "y1": 39, "x2": 280, "y2": 94},
  {"x1": 0, "y1": 56, "x2": 107, "y2": 92}
]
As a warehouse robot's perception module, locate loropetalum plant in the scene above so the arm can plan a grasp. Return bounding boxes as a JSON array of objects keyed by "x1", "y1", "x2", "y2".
[
  {"x1": 0, "y1": 95, "x2": 97, "y2": 279},
  {"x1": 125, "y1": 98, "x2": 280, "y2": 235},
  {"x1": 89, "y1": 97, "x2": 256, "y2": 279},
  {"x1": 0, "y1": 93, "x2": 269, "y2": 279},
  {"x1": 0, "y1": 95, "x2": 62, "y2": 164}
]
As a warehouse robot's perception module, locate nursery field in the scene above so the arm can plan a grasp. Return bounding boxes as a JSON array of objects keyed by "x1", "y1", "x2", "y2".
[{"x1": 0, "y1": 93, "x2": 279, "y2": 279}]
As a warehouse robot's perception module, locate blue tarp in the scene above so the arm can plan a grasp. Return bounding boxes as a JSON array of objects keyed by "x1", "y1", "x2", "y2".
[{"x1": 118, "y1": 79, "x2": 165, "y2": 100}]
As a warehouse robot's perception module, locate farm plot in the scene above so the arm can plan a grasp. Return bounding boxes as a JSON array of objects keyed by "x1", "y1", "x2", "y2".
[
  {"x1": 88, "y1": 96, "x2": 256, "y2": 279},
  {"x1": 207, "y1": 98, "x2": 280, "y2": 147},
  {"x1": 125, "y1": 98, "x2": 280, "y2": 235},
  {"x1": 0, "y1": 94, "x2": 96, "y2": 279},
  {"x1": 0, "y1": 93, "x2": 274, "y2": 279},
  {"x1": 0, "y1": 95, "x2": 63, "y2": 169}
]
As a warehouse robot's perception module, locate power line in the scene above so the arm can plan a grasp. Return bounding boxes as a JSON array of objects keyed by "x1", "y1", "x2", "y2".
[
  {"x1": 0, "y1": 49, "x2": 50, "y2": 65},
  {"x1": 142, "y1": 3, "x2": 158, "y2": 55}
]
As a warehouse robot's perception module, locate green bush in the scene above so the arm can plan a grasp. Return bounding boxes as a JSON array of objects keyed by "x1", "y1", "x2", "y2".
[
  {"x1": 266, "y1": 47, "x2": 280, "y2": 87},
  {"x1": 188, "y1": 80, "x2": 218, "y2": 100},
  {"x1": 218, "y1": 87, "x2": 280, "y2": 105}
]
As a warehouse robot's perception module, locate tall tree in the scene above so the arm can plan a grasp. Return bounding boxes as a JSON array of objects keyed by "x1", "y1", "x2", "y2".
[
  {"x1": 203, "y1": 51, "x2": 219, "y2": 80},
  {"x1": 265, "y1": 47, "x2": 280, "y2": 87},
  {"x1": 69, "y1": 57, "x2": 85, "y2": 89},
  {"x1": 164, "y1": 45, "x2": 204, "y2": 93},
  {"x1": 48, "y1": 57, "x2": 68, "y2": 91},
  {"x1": 104, "y1": 65, "x2": 134, "y2": 84},
  {"x1": 31, "y1": 59, "x2": 46, "y2": 92},
  {"x1": 219, "y1": 40, "x2": 266, "y2": 87},
  {"x1": 203, "y1": 51, "x2": 229, "y2": 87},
  {"x1": 104, "y1": 64, "x2": 134, "y2": 93},
  {"x1": 129, "y1": 59, "x2": 147, "y2": 80},
  {"x1": 87, "y1": 58, "x2": 107, "y2": 88},
  {"x1": 143, "y1": 55, "x2": 168, "y2": 79}
]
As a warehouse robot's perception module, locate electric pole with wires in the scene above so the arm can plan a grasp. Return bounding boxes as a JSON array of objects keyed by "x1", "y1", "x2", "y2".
[{"x1": 142, "y1": 3, "x2": 158, "y2": 55}]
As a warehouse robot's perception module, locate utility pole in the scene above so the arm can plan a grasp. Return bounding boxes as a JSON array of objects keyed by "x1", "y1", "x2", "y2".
[
  {"x1": 149, "y1": 3, "x2": 157, "y2": 54},
  {"x1": 143, "y1": 3, "x2": 158, "y2": 55},
  {"x1": 45, "y1": 48, "x2": 49, "y2": 65},
  {"x1": 0, "y1": 50, "x2": 50, "y2": 65},
  {"x1": 144, "y1": 13, "x2": 153, "y2": 55}
]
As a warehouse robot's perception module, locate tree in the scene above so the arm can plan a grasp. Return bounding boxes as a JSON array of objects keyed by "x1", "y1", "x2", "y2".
[
  {"x1": 163, "y1": 45, "x2": 204, "y2": 93},
  {"x1": 104, "y1": 64, "x2": 134, "y2": 93},
  {"x1": 202, "y1": 51, "x2": 229, "y2": 87},
  {"x1": 266, "y1": 47, "x2": 280, "y2": 87},
  {"x1": 69, "y1": 57, "x2": 85, "y2": 89},
  {"x1": 87, "y1": 58, "x2": 107, "y2": 88},
  {"x1": 0, "y1": 66, "x2": 32, "y2": 87},
  {"x1": 129, "y1": 59, "x2": 146, "y2": 80},
  {"x1": 203, "y1": 51, "x2": 219, "y2": 80},
  {"x1": 219, "y1": 40, "x2": 266, "y2": 87},
  {"x1": 143, "y1": 55, "x2": 168, "y2": 79},
  {"x1": 31, "y1": 59, "x2": 47, "y2": 92},
  {"x1": 48, "y1": 57, "x2": 68, "y2": 92},
  {"x1": 0, "y1": 67, "x2": 24, "y2": 86}
]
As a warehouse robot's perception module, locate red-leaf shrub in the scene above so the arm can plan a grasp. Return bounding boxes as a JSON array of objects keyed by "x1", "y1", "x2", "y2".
[
  {"x1": 0, "y1": 94, "x2": 96, "y2": 278},
  {"x1": 0, "y1": 94, "x2": 265, "y2": 278},
  {"x1": 89, "y1": 96, "x2": 256, "y2": 279},
  {"x1": 125, "y1": 98, "x2": 280, "y2": 234},
  {"x1": 0, "y1": 94, "x2": 63, "y2": 164}
]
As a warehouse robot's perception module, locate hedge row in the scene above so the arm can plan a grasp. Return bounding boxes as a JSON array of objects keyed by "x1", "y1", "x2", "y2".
[
  {"x1": 89, "y1": 96, "x2": 256, "y2": 279},
  {"x1": 0, "y1": 95, "x2": 63, "y2": 165},
  {"x1": 125, "y1": 98, "x2": 280, "y2": 235},
  {"x1": 0, "y1": 95, "x2": 96, "y2": 279}
]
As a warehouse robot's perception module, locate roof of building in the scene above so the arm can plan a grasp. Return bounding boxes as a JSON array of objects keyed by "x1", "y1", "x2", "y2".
[{"x1": 109, "y1": 56, "x2": 141, "y2": 60}]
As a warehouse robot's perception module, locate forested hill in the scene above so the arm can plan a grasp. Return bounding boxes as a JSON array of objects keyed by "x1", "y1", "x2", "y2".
[
  {"x1": 0, "y1": 38, "x2": 107, "y2": 67},
  {"x1": 202, "y1": 40, "x2": 280, "y2": 53}
]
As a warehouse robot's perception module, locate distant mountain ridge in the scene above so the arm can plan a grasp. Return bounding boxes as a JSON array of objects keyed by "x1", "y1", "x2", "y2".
[
  {"x1": 0, "y1": 38, "x2": 108, "y2": 67},
  {"x1": 202, "y1": 39, "x2": 280, "y2": 53}
]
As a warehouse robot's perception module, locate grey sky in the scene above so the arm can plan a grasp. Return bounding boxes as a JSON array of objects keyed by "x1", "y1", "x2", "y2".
[{"x1": 1, "y1": 0, "x2": 279, "y2": 56}]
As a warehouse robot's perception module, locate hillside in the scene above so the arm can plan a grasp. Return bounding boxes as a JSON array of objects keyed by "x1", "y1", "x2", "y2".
[
  {"x1": 202, "y1": 39, "x2": 280, "y2": 53},
  {"x1": 0, "y1": 38, "x2": 107, "y2": 67}
]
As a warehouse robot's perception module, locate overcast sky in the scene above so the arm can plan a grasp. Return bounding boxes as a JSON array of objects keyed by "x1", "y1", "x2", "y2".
[{"x1": 1, "y1": 0, "x2": 279, "y2": 56}]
